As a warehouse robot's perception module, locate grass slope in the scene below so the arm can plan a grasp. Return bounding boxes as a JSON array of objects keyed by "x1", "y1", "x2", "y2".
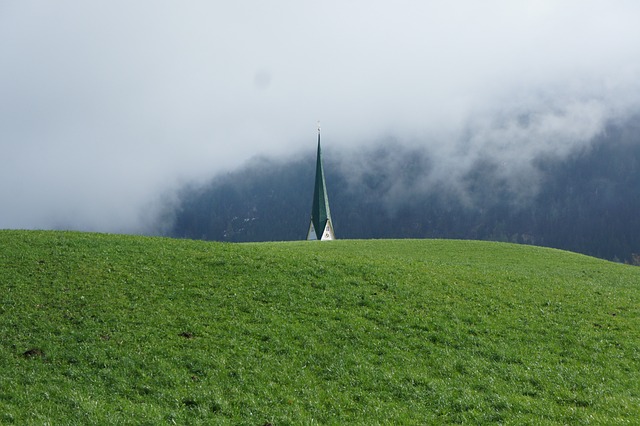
[{"x1": 1, "y1": 230, "x2": 639, "y2": 424}]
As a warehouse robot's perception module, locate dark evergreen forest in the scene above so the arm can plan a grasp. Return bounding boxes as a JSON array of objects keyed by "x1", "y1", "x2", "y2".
[{"x1": 166, "y1": 118, "x2": 640, "y2": 264}]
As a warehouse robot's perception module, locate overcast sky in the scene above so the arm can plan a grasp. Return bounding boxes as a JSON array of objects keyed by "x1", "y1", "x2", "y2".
[{"x1": 2, "y1": 1, "x2": 640, "y2": 232}]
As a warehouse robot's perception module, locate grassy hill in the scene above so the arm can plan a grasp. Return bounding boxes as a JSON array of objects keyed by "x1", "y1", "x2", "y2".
[{"x1": 1, "y1": 230, "x2": 639, "y2": 424}]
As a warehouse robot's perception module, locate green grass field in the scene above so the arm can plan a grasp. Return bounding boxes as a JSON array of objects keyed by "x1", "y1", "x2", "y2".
[{"x1": 1, "y1": 230, "x2": 639, "y2": 424}]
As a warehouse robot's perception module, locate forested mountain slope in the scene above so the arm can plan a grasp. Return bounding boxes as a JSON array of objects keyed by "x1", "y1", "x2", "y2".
[{"x1": 168, "y1": 118, "x2": 640, "y2": 263}]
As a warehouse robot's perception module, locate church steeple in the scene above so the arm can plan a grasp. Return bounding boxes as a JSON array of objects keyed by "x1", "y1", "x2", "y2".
[{"x1": 307, "y1": 124, "x2": 335, "y2": 240}]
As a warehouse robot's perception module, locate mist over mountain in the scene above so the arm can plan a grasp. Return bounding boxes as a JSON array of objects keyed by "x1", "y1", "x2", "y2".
[
  {"x1": 3, "y1": 3, "x2": 640, "y2": 233},
  {"x1": 165, "y1": 115, "x2": 640, "y2": 263}
]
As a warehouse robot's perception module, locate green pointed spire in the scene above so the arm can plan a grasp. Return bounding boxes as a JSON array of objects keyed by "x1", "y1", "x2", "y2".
[{"x1": 307, "y1": 126, "x2": 335, "y2": 240}]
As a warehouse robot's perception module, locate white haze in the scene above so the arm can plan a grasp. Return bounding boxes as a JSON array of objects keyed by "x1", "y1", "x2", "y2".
[{"x1": 1, "y1": 1, "x2": 640, "y2": 232}]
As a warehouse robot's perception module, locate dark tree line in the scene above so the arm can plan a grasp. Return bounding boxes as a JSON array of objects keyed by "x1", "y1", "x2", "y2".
[{"x1": 167, "y1": 119, "x2": 640, "y2": 264}]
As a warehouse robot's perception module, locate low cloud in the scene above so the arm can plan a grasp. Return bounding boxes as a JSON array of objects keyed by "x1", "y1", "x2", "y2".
[{"x1": 1, "y1": 1, "x2": 640, "y2": 232}]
